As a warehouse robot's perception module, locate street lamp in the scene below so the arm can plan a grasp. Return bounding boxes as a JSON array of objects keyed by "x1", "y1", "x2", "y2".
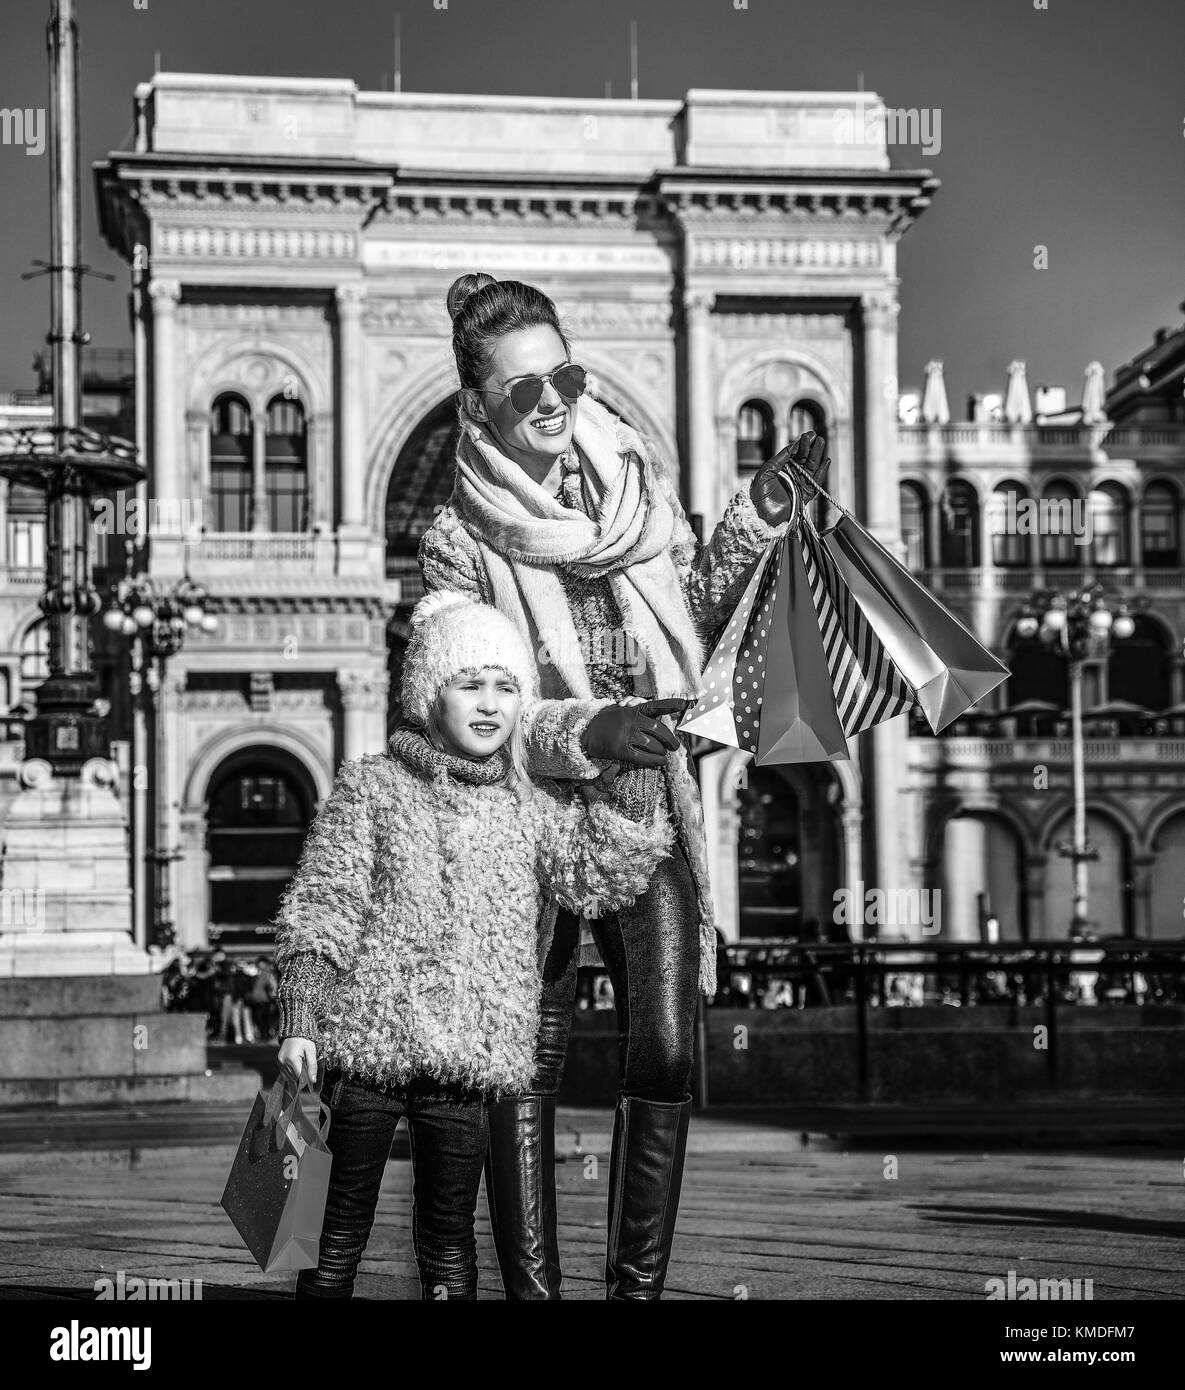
[
  {"x1": 1015, "y1": 585, "x2": 1136, "y2": 936},
  {"x1": 103, "y1": 548, "x2": 218, "y2": 949}
]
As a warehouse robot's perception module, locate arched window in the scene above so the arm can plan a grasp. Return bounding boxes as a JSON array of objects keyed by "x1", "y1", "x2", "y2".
[
  {"x1": 788, "y1": 398, "x2": 825, "y2": 443},
  {"x1": 1141, "y1": 482, "x2": 1179, "y2": 568},
  {"x1": 265, "y1": 396, "x2": 309, "y2": 532},
  {"x1": 938, "y1": 480, "x2": 979, "y2": 568},
  {"x1": 1108, "y1": 615, "x2": 1171, "y2": 710},
  {"x1": 1039, "y1": 481, "x2": 1080, "y2": 568},
  {"x1": 899, "y1": 483, "x2": 929, "y2": 570},
  {"x1": 736, "y1": 399, "x2": 774, "y2": 474},
  {"x1": 210, "y1": 394, "x2": 253, "y2": 532},
  {"x1": 207, "y1": 754, "x2": 316, "y2": 948},
  {"x1": 6, "y1": 483, "x2": 45, "y2": 569},
  {"x1": 1089, "y1": 483, "x2": 1129, "y2": 567},
  {"x1": 990, "y1": 482, "x2": 1032, "y2": 568},
  {"x1": 19, "y1": 619, "x2": 48, "y2": 703},
  {"x1": 738, "y1": 769, "x2": 802, "y2": 938}
]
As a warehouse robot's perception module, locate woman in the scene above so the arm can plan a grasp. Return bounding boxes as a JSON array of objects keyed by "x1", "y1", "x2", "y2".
[{"x1": 419, "y1": 272, "x2": 823, "y2": 1300}]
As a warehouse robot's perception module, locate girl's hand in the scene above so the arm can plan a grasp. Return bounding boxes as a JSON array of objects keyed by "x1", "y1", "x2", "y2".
[{"x1": 277, "y1": 1037, "x2": 318, "y2": 1090}]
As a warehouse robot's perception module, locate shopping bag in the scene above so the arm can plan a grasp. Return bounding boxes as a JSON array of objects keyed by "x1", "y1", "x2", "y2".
[
  {"x1": 220, "y1": 1077, "x2": 332, "y2": 1273},
  {"x1": 679, "y1": 455, "x2": 1008, "y2": 760},
  {"x1": 678, "y1": 523, "x2": 911, "y2": 762},
  {"x1": 822, "y1": 511, "x2": 1009, "y2": 731}
]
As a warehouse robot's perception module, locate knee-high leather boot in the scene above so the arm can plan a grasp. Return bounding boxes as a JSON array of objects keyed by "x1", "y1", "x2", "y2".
[
  {"x1": 604, "y1": 1094, "x2": 692, "y2": 1300},
  {"x1": 483, "y1": 1094, "x2": 562, "y2": 1300}
]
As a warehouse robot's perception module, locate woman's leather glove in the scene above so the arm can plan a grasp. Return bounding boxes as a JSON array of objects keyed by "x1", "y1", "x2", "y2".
[
  {"x1": 749, "y1": 431, "x2": 830, "y2": 526},
  {"x1": 580, "y1": 697, "x2": 686, "y2": 768}
]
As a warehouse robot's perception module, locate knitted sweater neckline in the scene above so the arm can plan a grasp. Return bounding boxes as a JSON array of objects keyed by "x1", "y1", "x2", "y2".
[{"x1": 387, "y1": 725, "x2": 509, "y2": 785}]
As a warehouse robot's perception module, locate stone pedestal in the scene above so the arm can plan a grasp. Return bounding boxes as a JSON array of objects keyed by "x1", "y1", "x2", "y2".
[
  {"x1": 0, "y1": 759, "x2": 145, "y2": 977},
  {"x1": 0, "y1": 759, "x2": 260, "y2": 1105},
  {"x1": 0, "y1": 974, "x2": 259, "y2": 1105}
]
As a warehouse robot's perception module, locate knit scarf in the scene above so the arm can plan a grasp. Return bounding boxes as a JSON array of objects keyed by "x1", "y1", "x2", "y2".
[
  {"x1": 452, "y1": 394, "x2": 705, "y2": 701},
  {"x1": 388, "y1": 725, "x2": 509, "y2": 785}
]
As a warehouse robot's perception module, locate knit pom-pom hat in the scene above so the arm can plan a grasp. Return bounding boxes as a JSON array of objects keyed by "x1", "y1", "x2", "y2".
[{"x1": 400, "y1": 589, "x2": 539, "y2": 727}]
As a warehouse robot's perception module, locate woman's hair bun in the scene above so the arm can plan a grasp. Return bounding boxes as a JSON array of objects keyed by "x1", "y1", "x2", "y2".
[{"x1": 445, "y1": 272, "x2": 498, "y2": 324}]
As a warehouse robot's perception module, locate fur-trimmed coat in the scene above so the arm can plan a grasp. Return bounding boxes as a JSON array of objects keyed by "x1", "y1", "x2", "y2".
[
  {"x1": 273, "y1": 736, "x2": 674, "y2": 1096},
  {"x1": 419, "y1": 409, "x2": 786, "y2": 996}
]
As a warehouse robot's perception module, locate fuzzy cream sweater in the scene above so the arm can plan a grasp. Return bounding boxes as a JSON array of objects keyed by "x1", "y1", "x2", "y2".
[{"x1": 273, "y1": 728, "x2": 673, "y2": 1096}]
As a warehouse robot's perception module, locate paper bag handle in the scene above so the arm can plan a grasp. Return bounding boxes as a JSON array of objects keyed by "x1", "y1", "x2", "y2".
[{"x1": 262, "y1": 1075, "x2": 330, "y2": 1157}]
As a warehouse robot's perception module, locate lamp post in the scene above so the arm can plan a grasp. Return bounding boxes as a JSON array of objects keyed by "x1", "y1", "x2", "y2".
[
  {"x1": 1015, "y1": 585, "x2": 1135, "y2": 935},
  {"x1": 103, "y1": 550, "x2": 218, "y2": 949}
]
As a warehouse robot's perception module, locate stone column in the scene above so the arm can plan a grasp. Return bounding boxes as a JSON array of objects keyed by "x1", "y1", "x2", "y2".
[
  {"x1": 861, "y1": 290, "x2": 902, "y2": 555},
  {"x1": 841, "y1": 806, "x2": 864, "y2": 940},
  {"x1": 184, "y1": 408, "x2": 209, "y2": 532},
  {"x1": 149, "y1": 279, "x2": 182, "y2": 568},
  {"x1": 683, "y1": 289, "x2": 717, "y2": 532},
  {"x1": 859, "y1": 290, "x2": 913, "y2": 909},
  {"x1": 251, "y1": 408, "x2": 269, "y2": 533},
  {"x1": 339, "y1": 669, "x2": 389, "y2": 760},
  {"x1": 158, "y1": 669, "x2": 187, "y2": 947},
  {"x1": 336, "y1": 284, "x2": 367, "y2": 533},
  {"x1": 308, "y1": 409, "x2": 333, "y2": 533},
  {"x1": 176, "y1": 808, "x2": 207, "y2": 951},
  {"x1": 939, "y1": 816, "x2": 990, "y2": 941},
  {"x1": 699, "y1": 748, "x2": 744, "y2": 944}
]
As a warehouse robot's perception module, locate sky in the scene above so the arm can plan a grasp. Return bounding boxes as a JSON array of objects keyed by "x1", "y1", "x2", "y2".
[{"x1": 1, "y1": 0, "x2": 1183, "y2": 413}]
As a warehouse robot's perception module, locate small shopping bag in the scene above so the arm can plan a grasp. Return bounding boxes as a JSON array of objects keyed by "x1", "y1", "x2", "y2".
[{"x1": 220, "y1": 1077, "x2": 332, "y2": 1273}]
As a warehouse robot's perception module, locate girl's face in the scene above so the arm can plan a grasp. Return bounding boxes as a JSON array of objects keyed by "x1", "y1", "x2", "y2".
[
  {"x1": 463, "y1": 324, "x2": 577, "y2": 470},
  {"x1": 433, "y1": 667, "x2": 521, "y2": 760}
]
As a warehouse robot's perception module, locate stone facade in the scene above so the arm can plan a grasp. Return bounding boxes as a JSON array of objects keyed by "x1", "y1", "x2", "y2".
[{"x1": 68, "y1": 76, "x2": 938, "y2": 951}]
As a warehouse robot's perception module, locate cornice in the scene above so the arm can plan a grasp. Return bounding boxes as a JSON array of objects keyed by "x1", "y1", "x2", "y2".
[
  {"x1": 201, "y1": 591, "x2": 397, "y2": 619},
  {"x1": 95, "y1": 158, "x2": 938, "y2": 261},
  {"x1": 656, "y1": 172, "x2": 939, "y2": 235}
]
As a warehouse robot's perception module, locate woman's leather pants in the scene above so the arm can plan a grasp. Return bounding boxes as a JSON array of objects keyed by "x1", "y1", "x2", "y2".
[{"x1": 484, "y1": 836, "x2": 700, "y2": 1299}]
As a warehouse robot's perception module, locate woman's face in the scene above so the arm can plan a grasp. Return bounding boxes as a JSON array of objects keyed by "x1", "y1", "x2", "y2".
[
  {"x1": 432, "y1": 667, "x2": 521, "y2": 760},
  {"x1": 465, "y1": 324, "x2": 577, "y2": 468}
]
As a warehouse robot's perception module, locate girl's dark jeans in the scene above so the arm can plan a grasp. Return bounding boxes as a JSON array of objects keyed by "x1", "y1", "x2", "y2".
[{"x1": 295, "y1": 1070, "x2": 489, "y2": 1300}]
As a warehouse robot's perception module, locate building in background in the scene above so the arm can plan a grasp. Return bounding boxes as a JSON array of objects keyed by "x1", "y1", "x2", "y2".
[
  {"x1": 898, "y1": 309, "x2": 1185, "y2": 942},
  {"x1": 4, "y1": 74, "x2": 1181, "y2": 951},
  {"x1": 79, "y1": 75, "x2": 935, "y2": 952}
]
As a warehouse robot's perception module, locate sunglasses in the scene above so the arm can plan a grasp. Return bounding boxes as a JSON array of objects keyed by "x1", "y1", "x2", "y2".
[{"x1": 481, "y1": 363, "x2": 588, "y2": 415}]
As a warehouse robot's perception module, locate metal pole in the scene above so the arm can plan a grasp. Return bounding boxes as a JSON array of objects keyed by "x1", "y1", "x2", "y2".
[
  {"x1": 855, "y1": 945, "x2": 869, "y2": 1099},
  {"x1": 1069, "y1": 655, "x2": 1089, "y2": 930},
  {"x1": 46, "y1": 0, "x2": 90, "y2": 680}
]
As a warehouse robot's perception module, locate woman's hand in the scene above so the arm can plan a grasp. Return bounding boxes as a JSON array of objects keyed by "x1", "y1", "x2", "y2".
[
  {"x1": 749, "y1": 431, "x2": 829, "y2": 526},
  {"x1": 277, "y1": 1037, "x2": 318, "y2": 1090},
  {"x1": 580, "y1": 698, "x2": 686, "y2": 767}
]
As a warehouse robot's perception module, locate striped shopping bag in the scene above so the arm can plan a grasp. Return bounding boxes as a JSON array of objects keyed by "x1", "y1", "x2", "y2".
[{"x1": 679, "y1": 472, "x2": 1008, "y2": 763}]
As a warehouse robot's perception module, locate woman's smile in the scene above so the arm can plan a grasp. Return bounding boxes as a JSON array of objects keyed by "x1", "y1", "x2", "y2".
[{"x1": 529, "y1": 410, "x2": 568, "y2": 436}]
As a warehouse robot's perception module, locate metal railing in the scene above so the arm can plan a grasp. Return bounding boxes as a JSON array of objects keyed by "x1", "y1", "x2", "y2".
[{"x1": 705, "y1": 940, "x2": 1185, "y2": 1095}]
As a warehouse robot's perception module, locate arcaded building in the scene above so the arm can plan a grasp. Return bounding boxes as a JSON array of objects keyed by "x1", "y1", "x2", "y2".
[
  {"x1": 1, "y1": 75, "x2": 1179, "y2": 952},
  {"x1": 77, "y1": 73, "x2": 940, "y2": 953}
]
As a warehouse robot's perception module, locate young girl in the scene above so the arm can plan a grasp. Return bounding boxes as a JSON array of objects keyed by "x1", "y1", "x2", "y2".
[{"x1": 273, "y1": 589, "x2": 672, "y2": 1300}]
